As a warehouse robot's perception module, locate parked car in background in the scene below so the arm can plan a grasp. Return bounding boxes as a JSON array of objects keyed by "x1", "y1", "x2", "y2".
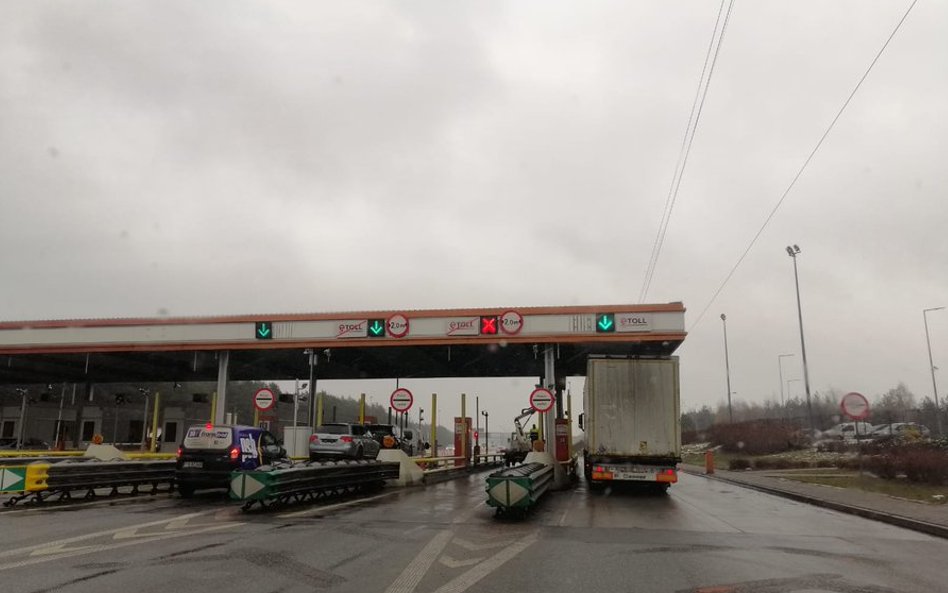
[
  {"x1": 819, "y1": 422, "x2": 875, "y2": 441},
  {"x1": 869, "y1": 422, "x2": 931, "y2": 439},
  {"x1": 369, "y1": 424, "x2": 414, "y2": 456},
  {"x1": 175, "y1": 423, "x2": 286, "y2": 498},
  {"x1": 308, "y1": 423, "x2": 381, "y2": 460}
]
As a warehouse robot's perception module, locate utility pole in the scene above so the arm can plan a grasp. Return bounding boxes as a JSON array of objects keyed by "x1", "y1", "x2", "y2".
[
  {"x1": 923, "y1": 307, "x2": 945, "y2": 436},
  {"x1": 720, "y1": 314, "x2": 733, "y2": 423}
]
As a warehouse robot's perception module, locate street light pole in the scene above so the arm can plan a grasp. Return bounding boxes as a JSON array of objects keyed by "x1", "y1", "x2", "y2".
[
  {"x1": 778, "y1": 353, "x2": 795, "y2": 416},
  {"x1": 923, "y1": 306, "x2": 945, "y2": 436},
  {"x1": 720, "y1": 314, "x2": 733, "y2": 423},
  {"x1": 15, "y1": 388, "x2": 27, "y2": 450},
  {"x1": 482, "y1": 410, "x2": 489, "y2": 455},
  {"x1": 787, "y1": 245, "x2": 814, "y2": 432}
]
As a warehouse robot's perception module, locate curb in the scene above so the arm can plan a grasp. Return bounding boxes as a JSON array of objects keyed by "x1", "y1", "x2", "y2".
[{"x1": 682, "y1": 468, "x2": 948, "y2": 540}]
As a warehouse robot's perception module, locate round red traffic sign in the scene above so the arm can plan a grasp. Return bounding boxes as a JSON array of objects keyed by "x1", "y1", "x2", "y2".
[
  {"x1": 529, "y1": 387, "x2": 555, "y2": 413},
  {"x1": 500, "y1": 310, "x2": 524, "y2": 335},
  {"x1": 390, "y1": 388, "x2": 414, "y2": 412},
  {"x1": 840, "y1": 392, "x2": 870, "y2": 421},
  {"x1": 387, "y1": 314, "x2": 410, "y2": 338},
  {"x1": 253, "y1": 388, "x2": 276, "y2": 412}
]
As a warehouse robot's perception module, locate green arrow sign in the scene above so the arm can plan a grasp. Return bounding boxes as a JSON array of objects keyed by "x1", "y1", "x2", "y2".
[
  {"x1": 0, "y1": 467, "x2": 26, "y2": 493},
  {"x1": 596, "y1": 314, "x2": 615, "y2": 333},
  {"x1": 368, "y1": 319, "x2": 385, "y2": 337},
  {"x1": 255, "y1": 322, "x2": 273, "y2": 340}
]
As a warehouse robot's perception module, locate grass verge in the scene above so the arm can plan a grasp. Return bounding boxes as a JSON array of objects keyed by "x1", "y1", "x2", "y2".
[{"x1": 781, "y1": 472, "x2": 947, "y2": 505}]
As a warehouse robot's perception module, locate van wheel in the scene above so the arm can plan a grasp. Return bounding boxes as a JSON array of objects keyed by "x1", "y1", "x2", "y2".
[{"x1": 178, "y1": 485, "x2": 195, "y2": 499}]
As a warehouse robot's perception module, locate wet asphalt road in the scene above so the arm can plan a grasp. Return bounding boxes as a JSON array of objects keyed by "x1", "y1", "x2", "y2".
[{"x1": 2, "y1": 472, "x2": 946, "y2": 593}]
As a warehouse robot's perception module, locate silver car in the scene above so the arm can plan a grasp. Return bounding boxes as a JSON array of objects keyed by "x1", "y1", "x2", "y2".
[{"x1": 308, "y1": 423, "x2": 381, "y2": 460}]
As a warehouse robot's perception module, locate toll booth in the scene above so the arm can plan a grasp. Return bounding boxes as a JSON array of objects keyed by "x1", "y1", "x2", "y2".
[
  {"x1": 554, "y1": 418, "x2": 570, "y2": 462},
  {"x1": 454, "y1": 417, "x2": 472, "y2": 467}
]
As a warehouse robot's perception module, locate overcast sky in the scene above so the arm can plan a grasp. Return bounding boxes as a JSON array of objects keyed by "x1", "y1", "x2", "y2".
[{"x1": 2, "y1": 1, "x2": 946, "y2": 433}]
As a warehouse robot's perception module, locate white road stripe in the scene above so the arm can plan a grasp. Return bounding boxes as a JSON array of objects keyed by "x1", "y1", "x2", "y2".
[
  {"x1": 431, "y1": 532, "x2": 539, "y2": 593},
  {"x1": 0, "y1": 523, "x2": 241, "y2": 572},
  {"x1": 383, "y1": 530, "x2": 454, "y2": 593},
  {"x1": 277, "y1": 491, "x2": 398, "y2": 518},
  {"x1": 0, "y1": 512, "x2": 208, "y2": 558}
]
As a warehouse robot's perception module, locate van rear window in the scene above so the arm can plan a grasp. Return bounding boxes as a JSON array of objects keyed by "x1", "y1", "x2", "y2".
[{"x1": 183, "y1": 426, "x2": 233, "y2": 450}]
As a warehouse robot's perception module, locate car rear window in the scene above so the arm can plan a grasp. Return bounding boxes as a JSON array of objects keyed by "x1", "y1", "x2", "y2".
[
  {"x1": 183, "y1": 425, "x2": 233, "y2": 450},
  {"x1": 317, "y1": 424, "x2": 348, "y2": 435}
]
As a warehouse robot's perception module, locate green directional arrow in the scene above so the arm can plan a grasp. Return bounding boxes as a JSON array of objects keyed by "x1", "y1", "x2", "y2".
[
  {"x1": 255, "y1": 322, "x2": 273, "y2": 339},
  {"x1": 368, "y1": 319, "x2": 385, "y2": 337},
  {"x1": 0, "y1": 467, "x2": 26, "y2": 493},
  {"x1": 596, "y1": 314, "x2": 615, "y2": 333}
]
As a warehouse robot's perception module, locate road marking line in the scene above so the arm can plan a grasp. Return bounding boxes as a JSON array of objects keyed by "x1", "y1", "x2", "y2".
[
  {"x1": 0, "y1": 512, "x2": 209, "y2": 559},
  {"x1": 383, "y1": 530, "x2": 454, "y2": 593},
  {"x1": 439, "y1": 554, "x2": 483, "y2": 568},
  {"x1": 431, "y1": 532, "x2": 539, "y2": 593},
  {"x1": 557, "y1": 490, "x2": 576, "y2": 527},
  {"x1": 2, "y1": 523, "x2": 242, "y2": 571},
  {"x1": 277, "y1": 491, "x2": 398, "y2": 518},
  {"x1": 452, "y1": 537, "x2": 511, "y2": 552}
]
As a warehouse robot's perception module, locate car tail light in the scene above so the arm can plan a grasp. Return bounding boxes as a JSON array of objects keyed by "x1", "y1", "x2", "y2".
[
  {"x1": 309, "y1": 435, "x2": 319, "y2": 443},
  {"x1": 229, "y1": 446, "x2": 240, "y2": 462},
  {"x1": 176, "y1": 447, "x2": 183, "y2": 459},
  {"x1": 340, "y1": 436, "x2": 353, "y2": 443},
  {"x1": 206, "y1": 423, "x2": 213, "y2": 430}
]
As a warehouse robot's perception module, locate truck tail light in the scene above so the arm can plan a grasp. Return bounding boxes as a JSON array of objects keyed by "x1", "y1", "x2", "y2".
[{"x1": 656, "y1": 468, "x2": 678, "y2": 483}]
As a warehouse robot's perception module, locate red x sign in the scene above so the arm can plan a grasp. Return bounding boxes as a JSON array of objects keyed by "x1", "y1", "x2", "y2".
[{"x1": 480, "y1": 316, "x2": 498, "y2": 335}]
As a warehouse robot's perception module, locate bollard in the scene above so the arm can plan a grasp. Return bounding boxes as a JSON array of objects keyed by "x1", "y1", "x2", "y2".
[{"x1": 704, "y1": 450, "x2": 714, "y2": 474}]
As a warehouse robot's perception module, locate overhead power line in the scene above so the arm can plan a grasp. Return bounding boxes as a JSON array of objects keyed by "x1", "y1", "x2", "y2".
[
  {"x1": 639, "y1": 0, "x2": 736, "y2": 303},
  {"x1": 688, "y1": 0, "x2": 919, "y2": 331}
]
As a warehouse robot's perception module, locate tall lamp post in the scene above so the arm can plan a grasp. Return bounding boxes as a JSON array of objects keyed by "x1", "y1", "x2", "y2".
[
  {"x1": 720, "y1": 314, "x2": 733, "y2": 423},
  {"x1": 786, "y1": 245, "x2": 814, "y2": 432},
  {"x1": 778, "y1": 353, "x2": 795, "y2": 416},
  {"x1": 923, "y1": 306, "x2": 945, "y2": 436},
  {"x1": 481, "y1": 410, "x2": 489, "y2": 455}
]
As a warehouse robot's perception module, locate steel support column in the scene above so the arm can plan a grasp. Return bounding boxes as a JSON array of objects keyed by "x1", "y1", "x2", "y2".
[{"x1": 214, "y1": 351, "x2": 230, "y2": 425}]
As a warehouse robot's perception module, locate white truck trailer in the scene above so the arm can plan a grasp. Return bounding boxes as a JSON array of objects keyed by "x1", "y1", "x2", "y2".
[{"x1": 579, "y1": 357, "x2": 681, "y2": 490}]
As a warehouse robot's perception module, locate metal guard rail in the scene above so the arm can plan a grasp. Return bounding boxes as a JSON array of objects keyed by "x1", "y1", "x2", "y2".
[
  {"x1": 485, "y1": 462, "x2": 553, "y2": 517},
  {"x1": 230, "y1": 459, "x2": 401, "y2": 511},
  {"x1": 3, "y1": 460, "x2": 175, "y2": 507}
]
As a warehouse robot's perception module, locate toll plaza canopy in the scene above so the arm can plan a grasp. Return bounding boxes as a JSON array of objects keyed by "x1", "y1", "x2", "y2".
[{"x1": 0, "y1": 304, "x2": 686, "y2": 384}]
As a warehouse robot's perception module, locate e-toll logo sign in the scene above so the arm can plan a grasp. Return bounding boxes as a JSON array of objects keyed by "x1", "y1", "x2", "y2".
[{"x1": 336, "y1": 320, "x2": 368, "y2": 339}]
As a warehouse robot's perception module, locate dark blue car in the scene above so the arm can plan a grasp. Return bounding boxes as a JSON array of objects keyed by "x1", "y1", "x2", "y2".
[{"x1": 175, "y1": 423, "x2": 286, "y2": 498}]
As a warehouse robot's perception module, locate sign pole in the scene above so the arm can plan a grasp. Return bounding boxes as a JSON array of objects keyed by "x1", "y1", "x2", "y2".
[
  {"x1": 431, "y1": 393, "x2": 438, "y2": 457},
  {"x1": 150, "y1": 392, "x2": 161, "y2": 453},
  {"x1": 460, "y1": 393, "x2": 467, "y2": 463}
]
